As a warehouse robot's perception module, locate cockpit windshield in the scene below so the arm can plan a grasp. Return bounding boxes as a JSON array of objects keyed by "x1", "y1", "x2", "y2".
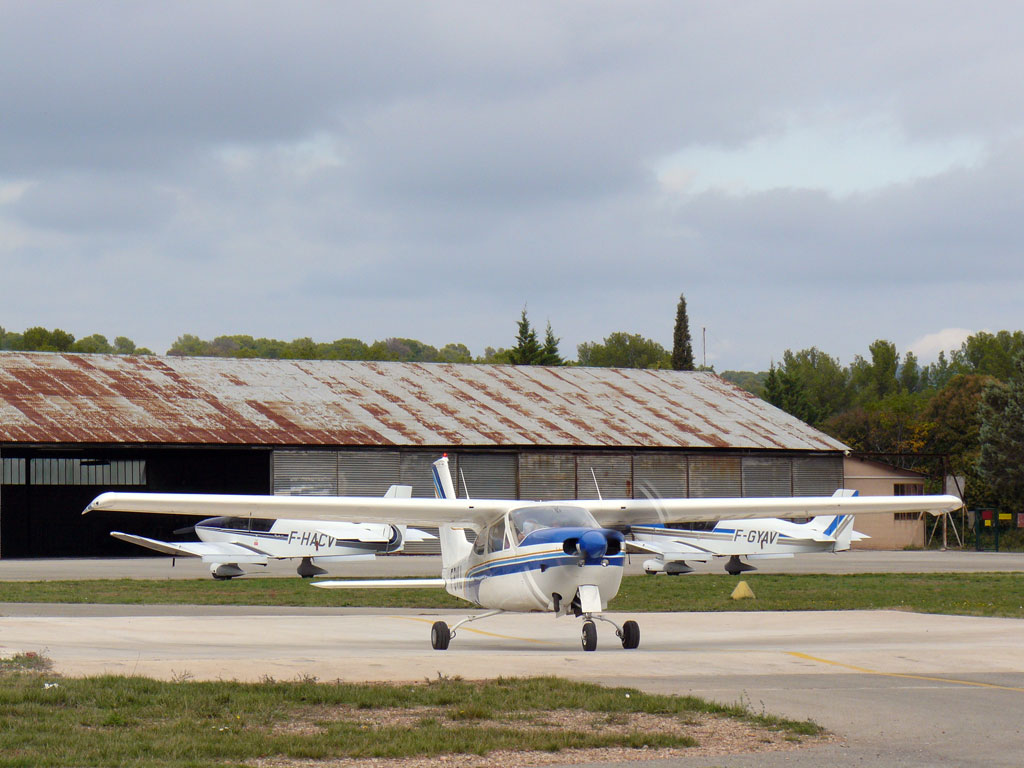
[{"x1": 510, "y1": 505, "x2": 599, "y2": 541}]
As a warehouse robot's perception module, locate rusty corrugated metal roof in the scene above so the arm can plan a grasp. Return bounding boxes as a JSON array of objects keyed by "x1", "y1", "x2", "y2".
[{"x1": 0, "y1": 352, "x2": 847, "y2": 451}]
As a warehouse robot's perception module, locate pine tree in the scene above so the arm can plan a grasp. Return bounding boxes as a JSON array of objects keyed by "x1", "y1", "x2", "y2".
[
  {"x1": 762, "y1": 364, "x2": 783, "y2": 406},
  {"x1": 671, "y1": 294, "x2": 695, "y2": 370},
  {"x1": 540, "y1": 321, "x2": 563, "y2": 366},
  {"x1": 508, "y1": 307, "x2": 543, "y2": 365}
]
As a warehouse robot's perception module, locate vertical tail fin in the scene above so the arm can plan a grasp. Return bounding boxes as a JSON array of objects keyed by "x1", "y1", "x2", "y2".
[
  {"x1": 431, "y1": 455, "x2": 471, "y2": 568},
  {"x1": 432, "y1": 455, "x2": 458, "y2": 500},
  {"x1": 806, "y1": 514, "x2": 855, "y2": 551}
]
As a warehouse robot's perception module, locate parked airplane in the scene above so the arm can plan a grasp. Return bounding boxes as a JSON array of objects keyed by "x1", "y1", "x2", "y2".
[
  {"x1": 630, "y1": 490, "x2": 868, "y2": 576},
  {"x1": 84, "y1": 457, "x2": 962, "y2": 652},
  {"x1": 109, "y1": 484, "x2": 433, "y2": 579}
]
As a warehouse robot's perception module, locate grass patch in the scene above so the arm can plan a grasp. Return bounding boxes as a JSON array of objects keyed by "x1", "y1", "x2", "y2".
[
  {"x1": 614, "y1": 572, "x2": 1024, "y2": 617},
  {"x1": 0, "y1": 663, "x2": 817, "y2": 767},
  {"x1": 0, "y1": 651, "x2": 52, "y2": 674},
  {"x1": 1, "y1": 572, "x2": 1023, "y2": 617}
]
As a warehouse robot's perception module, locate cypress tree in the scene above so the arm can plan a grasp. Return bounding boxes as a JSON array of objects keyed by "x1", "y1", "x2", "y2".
[{"x1": 671, "y1": 294, "x2": 695, "y2": 370}]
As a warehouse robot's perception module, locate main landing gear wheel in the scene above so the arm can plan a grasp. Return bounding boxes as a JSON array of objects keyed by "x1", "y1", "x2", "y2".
[
  {"x1": 431, "y1": 621, "x2": 451, "y2": 650},
  {"x1": 581, "y1": 620, "x2": 598, "y2": 652},
  {"x1": 620, "y1": 620, "x2": 640, "y2": 649}
]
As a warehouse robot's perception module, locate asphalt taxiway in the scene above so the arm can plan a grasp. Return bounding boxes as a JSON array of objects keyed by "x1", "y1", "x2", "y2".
[
  {"x1": 1, "y1": 603, "x2": 1022, "y2": 767},
  {"x1": 1, "y1": 552, "x2": 1022, "y2": 767}
]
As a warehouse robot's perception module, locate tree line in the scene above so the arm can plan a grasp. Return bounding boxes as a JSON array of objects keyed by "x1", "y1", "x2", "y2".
[
  {"x1": 0, "y1": 327, "x2": 151, "y2": 355},
  {"x1": 0, "y1": 294, "x2": 699, "y2": 370},
  {"x1": 735, "y1": 330, "x2": 1024, "y2": 520}
]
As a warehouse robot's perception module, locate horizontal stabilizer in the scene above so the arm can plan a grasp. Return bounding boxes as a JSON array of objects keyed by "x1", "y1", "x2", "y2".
[
  {"x1": 624, "y1": 540, "x2": 667, "y2": 556},
  {"x1": 405, "y1": 527, "x2": 437, "y2": 541},
  {"x1": 111, "y1": 532, "x2": 267, "y2": 563},
  {"x1": 312, "y1": 578, "x2": 447, "y2": 589},
  {"x1": 308, "y1": 554, "x2": 376, "y2": 565}
]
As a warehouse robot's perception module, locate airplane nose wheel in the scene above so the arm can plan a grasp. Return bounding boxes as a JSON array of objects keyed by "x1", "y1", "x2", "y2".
[
  {"x1": 431, "y1": 621, "x2": 451, "y2": 650},
  {"x1": 581, "y1": 620, "x2": 598, "y2": 652},
  {"x1": 620, "y1": 620, "x2": 640, "y2": 649},
  {"x1": 581, "y1": 614, "x2": 640, "y2": 651}
]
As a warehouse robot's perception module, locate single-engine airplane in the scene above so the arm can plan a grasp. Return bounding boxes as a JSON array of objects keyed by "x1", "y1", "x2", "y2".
[
  {"x1": 84, "y1": 457, "x2": 962, "y2": 652},
  {"x1": 630, "y1": 490, "x2": 868, "y2": 576},
  {"x1": 108, "y1": 484, "x2": 433, "y2": 579}
]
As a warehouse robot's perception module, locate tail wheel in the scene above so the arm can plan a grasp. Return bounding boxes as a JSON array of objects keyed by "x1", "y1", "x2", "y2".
[
  {"x1": 620, "y1": 620, "x2": 640, "y2": 649},
  {"x1": 581, "y1": 620, "x2": 598, "y2": 652},
  {"x1": 430, "y1": 621, "x2": 451, "y2": 651}
]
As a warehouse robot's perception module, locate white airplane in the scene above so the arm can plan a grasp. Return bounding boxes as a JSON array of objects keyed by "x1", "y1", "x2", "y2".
[
  {"x1": 84, "y1": 457, "x2": 962, "y2": 652},
  {"x1": 629, "y1": 490, "x2": 869, "y2": 576},
  {"x1": 108, "y1": 484, "x2": 434, "y2": 580}
]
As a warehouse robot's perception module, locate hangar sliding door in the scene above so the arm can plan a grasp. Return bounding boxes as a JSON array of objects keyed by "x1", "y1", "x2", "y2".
[
  {"x1": 577, "y1": 453, "x2": 632, "y2": 498},
  {"x1": 273, "y1": 451, "x2": 339, "y2": 495},
  {"x1": 633, "y1": 453, "x2": 687, "y2": 499},
  {"x1": 518, "y1": 453, "x2": 575, "y2": 500},
  {"x1": 793, "y1": 455, "x2": 843, "y2": 496},
  {"x1": 453, "y1": 453, "x2": 517, "y2": 499},
  {"x1": 741, "y1": 456, "x2": 792, "y2": 497},
  {"x1": 689, "y1": 455, "x2": 741, "y2": 498}
]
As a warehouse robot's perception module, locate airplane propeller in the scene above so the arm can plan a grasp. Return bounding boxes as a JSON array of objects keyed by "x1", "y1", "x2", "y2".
[{"x1": 576, "y1": 529, "x2": 609, "y2": 560}]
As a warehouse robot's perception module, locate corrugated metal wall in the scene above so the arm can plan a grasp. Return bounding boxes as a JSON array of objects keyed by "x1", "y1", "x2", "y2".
[
  {"x1": 518, "y1": 453, "x2": 576, "y2": 500},
  {"x1": 793, "y1": 455, "x2": 844, "y2": 496},
  {"x1": 689, "y1": 455, "x2": 742, "y2": 498},
  {"x1": 742, "y1": 456, "x2": 792, "y2": 497},
  {"x1": 453, "y1": 453, "x2": 517, "y2": 499},
  {"x1": 272, "y1": 448, "x2": 844, "y2": 554}
]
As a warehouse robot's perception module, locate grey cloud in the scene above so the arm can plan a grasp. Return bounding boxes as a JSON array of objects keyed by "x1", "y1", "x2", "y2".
[
  {"x1": 9, "y1": 175, "x2": 179, "y2": 234},
  {"x1": 3, "y1": 1, "x2": 1024, "y2": 370}
]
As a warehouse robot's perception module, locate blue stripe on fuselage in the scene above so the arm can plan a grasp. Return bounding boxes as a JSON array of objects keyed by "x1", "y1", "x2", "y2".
[{"x1": 466, "y1": 551, "x2": 625, "y2": 580}]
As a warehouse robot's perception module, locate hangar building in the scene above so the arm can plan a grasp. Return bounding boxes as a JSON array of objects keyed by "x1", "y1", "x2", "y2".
[{"x1": 0, "y1": 352, "x2": 848, "y2": 558}]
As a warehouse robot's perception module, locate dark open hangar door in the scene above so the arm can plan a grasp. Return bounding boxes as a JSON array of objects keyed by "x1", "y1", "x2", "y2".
[{"x1": 0, "y1": 447, "x2": 270, "y2": 558}]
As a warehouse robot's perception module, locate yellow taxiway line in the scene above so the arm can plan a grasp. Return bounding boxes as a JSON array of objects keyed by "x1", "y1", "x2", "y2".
[{"x1": 789, "y1": 652, "x2": 1024, "y2": 693}]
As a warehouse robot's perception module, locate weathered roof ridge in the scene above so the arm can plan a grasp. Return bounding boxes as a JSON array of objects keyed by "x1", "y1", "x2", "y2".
[{"x1": 0, "y1": 352, "x2": 847, "y2": 451}]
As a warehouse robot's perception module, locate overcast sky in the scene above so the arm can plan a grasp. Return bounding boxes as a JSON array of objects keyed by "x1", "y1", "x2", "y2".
[{"x1": 1, "y1": 2, "x2": 1020, "y2": 370}]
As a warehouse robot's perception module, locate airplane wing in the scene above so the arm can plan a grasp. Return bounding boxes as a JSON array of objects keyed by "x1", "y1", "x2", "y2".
[
  {"x1": 87, "y1": 493, "x2": 507, "y2": 528},
  {"x1": 110, "y1": 532, "x2": 271, "y2": 564},
  {"x1": 580, "y1": 494, "x2": 963, "y2": 527},
  {"x1": 90, "y1": 492, "x2": 963, "y2": 528}
]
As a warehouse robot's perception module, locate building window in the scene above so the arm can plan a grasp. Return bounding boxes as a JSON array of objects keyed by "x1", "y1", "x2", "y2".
[
  {"x1": 894, "y1": 483, "x2": 925, "y2": 521},
  {"x1": 28, "y1": 458, "x2": 146, "y2": 486},
  {"x1": 2, "y1": 458, "x2": 26, "y2": 485},
  {"x1": 894, "y1": 483, "x2": 924, "y2": 496}
]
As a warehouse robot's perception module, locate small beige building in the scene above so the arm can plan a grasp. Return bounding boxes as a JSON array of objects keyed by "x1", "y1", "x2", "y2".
[{"x1": 842, "y1": 456, "x2": 930, "y2": 549}]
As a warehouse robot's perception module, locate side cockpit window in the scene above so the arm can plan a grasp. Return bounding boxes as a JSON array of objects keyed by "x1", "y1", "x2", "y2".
[{"x1": 488, "y1": 518, "x2": 507, "y2": 553}]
